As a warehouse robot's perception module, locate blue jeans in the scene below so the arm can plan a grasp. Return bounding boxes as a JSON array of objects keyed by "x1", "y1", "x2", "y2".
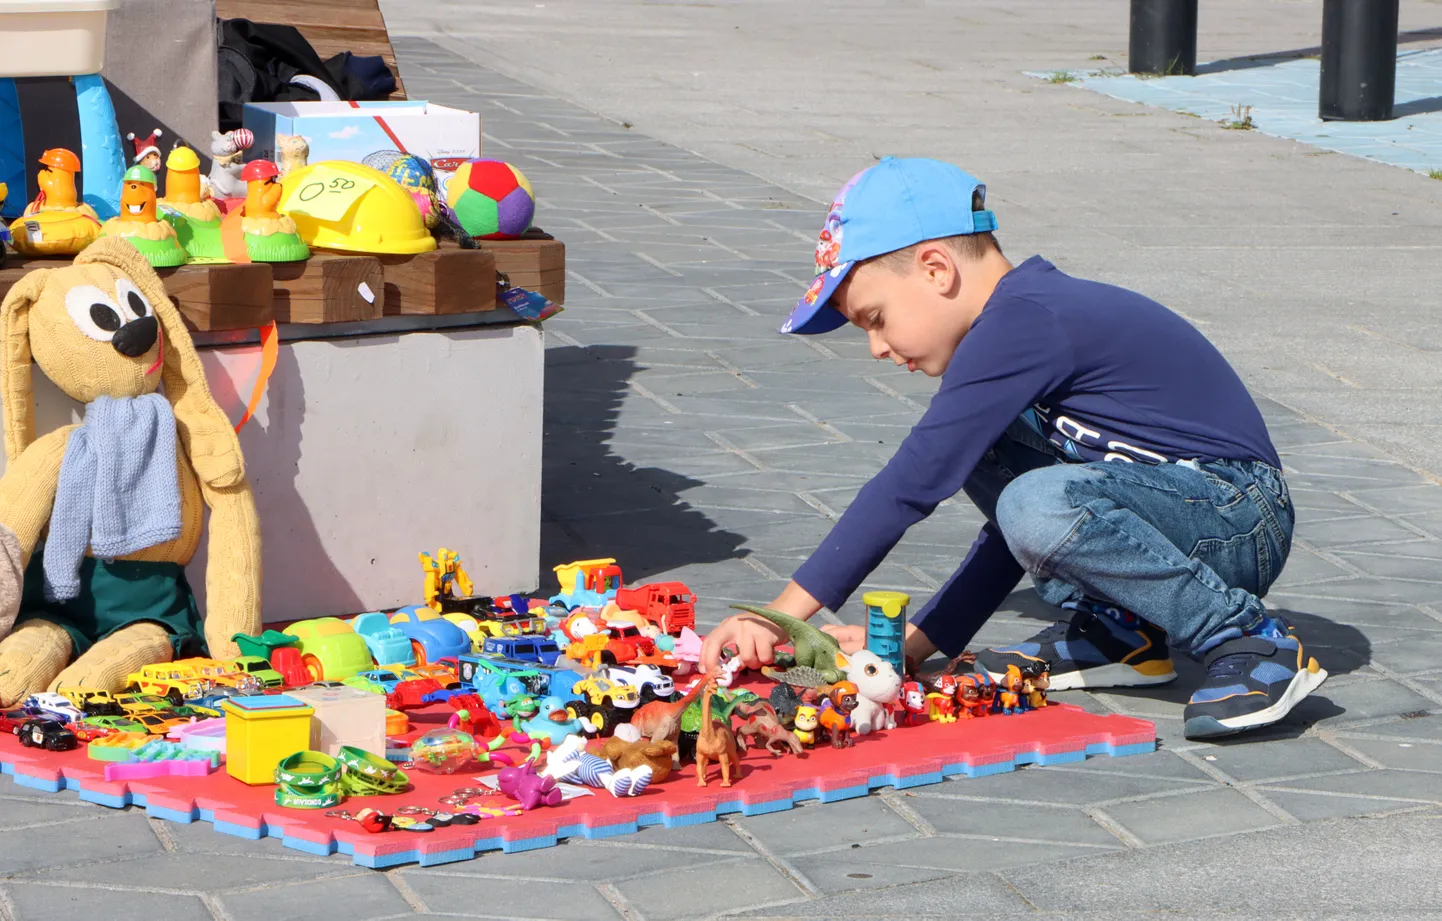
[{"x1": 950, "y1": 420, "x2": 1294, "y2": 659}]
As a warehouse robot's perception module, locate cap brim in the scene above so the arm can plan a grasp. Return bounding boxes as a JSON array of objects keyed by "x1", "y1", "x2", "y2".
[{"x1": 781, "y1": 262, "x2": 853, "y2": 335}]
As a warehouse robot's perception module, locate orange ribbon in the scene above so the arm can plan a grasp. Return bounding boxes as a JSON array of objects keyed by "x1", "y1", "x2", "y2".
[{"x1": 234, "y1": 320, "x2": 278, "y2": 432}]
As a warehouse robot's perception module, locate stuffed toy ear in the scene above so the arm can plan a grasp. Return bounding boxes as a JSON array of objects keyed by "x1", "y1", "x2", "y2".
[
  {"x1": 0, "y1": 269, "x2": 47, "y2": 463},
  {"x1": 75, "y1": 239, "x2": 245, "y2": 488},
  {"x1": 834, "y1": 650, "x2": 849, "y2": 671}
]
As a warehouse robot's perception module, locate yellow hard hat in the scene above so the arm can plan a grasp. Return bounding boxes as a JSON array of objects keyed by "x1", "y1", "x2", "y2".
[
  {"x1": 166, "y1": 146, "x2": 200, "y2": 171},
  {"x1": 277, "y1": 161, "x2": 435, "y2": 255}
]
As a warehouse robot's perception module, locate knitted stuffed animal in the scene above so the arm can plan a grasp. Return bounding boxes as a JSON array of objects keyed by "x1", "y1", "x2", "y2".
[{"x1": 0, "y1": 237, "x2": 261, "y2": 705}]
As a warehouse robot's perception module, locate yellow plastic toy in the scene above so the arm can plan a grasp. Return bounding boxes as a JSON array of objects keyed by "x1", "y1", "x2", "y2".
[
  {"x1": 422, "y1": 548, "x2": 475, "y2": 614},
  {"x1": 278, "y1": 161, "x2": 436, "y2": 255},
  {"x1": 7, "y1": 149, "x2": 101, "y2": 257},
  {"x1": 239, "y1": 160, "x2": 308, "y2": 263},
  {"x1": 157, "y1": 146, "x2": 225, "y2": 263},
  {"x1": 98, "y1": 166, "x2": 188, "y2": 268},
  {"x1": 222, "y1": 694, "x2": 315, "y2": 785}
]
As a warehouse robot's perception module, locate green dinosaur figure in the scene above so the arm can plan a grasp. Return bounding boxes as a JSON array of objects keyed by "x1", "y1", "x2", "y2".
[
  {"x1": 761, "y1": 665, "x2": 830, "y2": 689},
  {"x1": 731, "y1": 603, "x2": 846, "y2": 683},
  {"x1": 680, "y1": 689, "x2": 761, "y2": 733}
]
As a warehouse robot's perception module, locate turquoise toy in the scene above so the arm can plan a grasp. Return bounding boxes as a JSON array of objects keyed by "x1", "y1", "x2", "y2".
[{"x1": 513, "y1": 695, "x2": 586, "y2": 745}]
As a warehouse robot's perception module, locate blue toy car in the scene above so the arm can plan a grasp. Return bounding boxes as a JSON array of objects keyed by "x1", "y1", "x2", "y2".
[
  {"x1": 351, "y1": 612, "x2": 416, "y2": 667},
  {"x1": 458, "y1": 652, "x2": 584, "y2": 702},
  {"x1": 480, "y1": 635, "x2": 563, "y2": 666},
  {"x1": 388, "y1": 606, "x2": 471, "y2": 666},
  {"x1": 343, "y1": 669, "x2": 408, "y2": 695}
]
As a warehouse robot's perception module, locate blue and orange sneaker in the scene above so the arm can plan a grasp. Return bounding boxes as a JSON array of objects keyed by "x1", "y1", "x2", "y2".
[
  {"x1": 1183, "y1": 620, "x2": 1327, "y2": 739},
  {"x1": 976, "y1": 599, "x2": 1177, "y2": 691}
]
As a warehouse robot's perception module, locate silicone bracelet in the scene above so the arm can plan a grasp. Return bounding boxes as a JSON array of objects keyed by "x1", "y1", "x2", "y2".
[
  {"x1": 274, "y1": 751, "x2": 342, "y2": 788},
  {"x1": 337, "y1": 746, "x2": 398, "y2": 783},
  {"x1": 275, "y1": 783, "x2": 342, "y2": 809},
  {"x1": 341, "y1": 767, "x2": 408, "y2": 797}
]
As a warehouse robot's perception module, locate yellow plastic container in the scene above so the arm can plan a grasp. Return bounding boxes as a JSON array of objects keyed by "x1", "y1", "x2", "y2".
[
  {"x1": 222, "y1": 694, "x2": 314, "y2": 785},
  {"x1": 277, "y1": 161, "x2": 436, "y2": 255},
  {"x1": 0, "y1": 0, "x2": 117, "y2": 77},
  {"x1": 552, "y1": 558, "x2": 617, "y2": 594}
]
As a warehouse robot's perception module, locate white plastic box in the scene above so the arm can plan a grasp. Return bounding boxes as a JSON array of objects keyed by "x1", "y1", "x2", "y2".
[{"x1": 0, "y1": 0, "x2": 116, "y2": 77}]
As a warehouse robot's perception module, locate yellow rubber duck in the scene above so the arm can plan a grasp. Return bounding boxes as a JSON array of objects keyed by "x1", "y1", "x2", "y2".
[{"x1": 8, "y1": 149, "x2": 101, "y2": 257}]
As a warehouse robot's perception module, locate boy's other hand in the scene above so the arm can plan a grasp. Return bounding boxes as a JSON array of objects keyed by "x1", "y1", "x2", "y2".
[
  {"x1": 820, "y1": 624, "x2": 865, "y2": 653},
  {"x1": 700, "y1": 613, "x2": 788, "y2": 673}
]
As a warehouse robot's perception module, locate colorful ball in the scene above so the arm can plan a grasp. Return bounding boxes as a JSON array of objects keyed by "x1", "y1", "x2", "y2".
[{"x1": 446, "y1": 159, "x2": 534, "y2": 240}]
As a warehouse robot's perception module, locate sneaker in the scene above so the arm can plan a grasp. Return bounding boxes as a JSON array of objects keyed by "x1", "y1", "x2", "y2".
[
  {"x1": 977, "y1": 602, "x2": 1177, "y2": 691},
  {"x1": 1183, "y1": 626, "x2": 1327, "y2": 739}
]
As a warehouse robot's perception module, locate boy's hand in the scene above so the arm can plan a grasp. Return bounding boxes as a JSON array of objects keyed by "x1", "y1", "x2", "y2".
[
  {"x1": 820, "y1": 624, "x2": 865, "y2": 653},
  {"x1": 700, "y1": 581, "x2": 823, "y2": 672}
]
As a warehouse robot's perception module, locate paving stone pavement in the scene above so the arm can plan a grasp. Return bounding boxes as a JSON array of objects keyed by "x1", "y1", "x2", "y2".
[{"x1": 6, "y1": 8, "x2": 1442, "y2": 920}]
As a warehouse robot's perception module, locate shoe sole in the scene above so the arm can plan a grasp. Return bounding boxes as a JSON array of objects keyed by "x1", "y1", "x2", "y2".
[
  {"x1": 984, "y1": 661, "x2": 1177, "y2": 692},
  {"x1": 1183, "y1": 665, "x2": 1329, "y2": 740}
]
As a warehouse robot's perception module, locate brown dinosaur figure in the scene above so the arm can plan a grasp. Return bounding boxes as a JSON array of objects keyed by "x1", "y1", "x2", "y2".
[
  {"x1": 736, "y1": 707, "x2": 804, "y2": 757},
  {"x1": 630, "y1": 669, "x2": 714, "y2": 745},
  {"x1": 694, "y1": 677, "x2": 741, "y2": 787}
]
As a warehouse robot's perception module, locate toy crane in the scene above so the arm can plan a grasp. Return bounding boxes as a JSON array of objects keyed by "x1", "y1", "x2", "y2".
[{"x1": 421, "y1": 548, "x2": 477, "y2": 614}]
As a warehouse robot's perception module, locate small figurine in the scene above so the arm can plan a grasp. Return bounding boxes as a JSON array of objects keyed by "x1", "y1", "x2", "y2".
[
  {"x1": 127, "y1": 128, "x2": 163, "y2": 173},
  {"x1": 791, "y1": 705, "x2": 819, "y2": 748},
  {"x1": 996, "y1": 665, "x2": 1026, "y2": 715},
  {"x1": 1020, "y1": 663, "x2": 1050, "y2": 710},
  {"x1": 956, "y1": 673, "x2": 996, "y2": 719},
  {"x1": 238, "y1": 159, "x2": 308, "y2": 262},
  {"x1": 898, "y1": 681, "x2": 929, "y2": 726},
  {"x1": 276, "y1": 133, "x2": 310, "y2": 178},
  {"x1": 735, "y1": 706, "x2": 804, "y2": 757},
  {"x1": 600, "y1": 735, "x2": 678, "y2": 784},
  {"x1": 768, "y1": 682, "x2": 806, "y2": 729},
  {"x1": 8, "y1": 149, "x2": 101, "y2": 257},
  {"x1": 97, "y1": 166, "x2": 188, "y2": 267},
  {"x1": 693, "y1": 677, "x2": 741, "y2": 787},
  {"x1": 158, "y1": 145, "x2": 225, "y2": 263},
  {"x1": 511, "y1": 694, "x2": 587, "y2": 746},
  {"x1": 818, "y1": 682, "x2": 858, "y2": 748},
  {"x1": 496, "y1": 758, "x2": 563, "y2": 810},
  {"x1": 422, "y1": 548, "x2": 477, "y2": 614},
  {"x1": 926, "y1": 691, "x2": 957, "y2": 723},
  {"x1": 207, "y1": 128, "x2": 253, "y2": 203}
]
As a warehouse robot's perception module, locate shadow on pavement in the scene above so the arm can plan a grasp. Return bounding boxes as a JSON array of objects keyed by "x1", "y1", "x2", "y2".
[
  {"x1": 539, "y1": 344, "x2": 748, "y2": 584},
  {"x1": 1195, "y1": 27, "x2": 1442, "y2": 75}
]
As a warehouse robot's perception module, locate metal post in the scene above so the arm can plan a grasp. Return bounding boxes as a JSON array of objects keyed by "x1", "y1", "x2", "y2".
[
  {"x1": 1129, "y1": 0, "x2": 1199, "y2": 76},
  {"x1": 1319, "y1": 0, "x2": 1400, "y2": 121}
]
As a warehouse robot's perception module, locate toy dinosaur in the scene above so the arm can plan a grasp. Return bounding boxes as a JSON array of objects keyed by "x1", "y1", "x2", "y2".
[
  {"x1": 735, "y1": 708, "x2": 803, "y2": 757},
  {"x1": 679, "y1": 687, "x2": 763, "y2": 733},
  {"x1": 731, "y1": 604, "x2": 847, "y2": 682},
  {"x1": 630, "y1": 669, "x2": 713, "y2": 745},
  {"x1": 693, "y1": 677, "x2": 741, "y2": 787}
]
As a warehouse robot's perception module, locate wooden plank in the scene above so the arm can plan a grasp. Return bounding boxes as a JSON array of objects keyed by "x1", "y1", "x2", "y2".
[
  {"x1": 0, "y1": 257, "x2": 275, "y2": 332},
  {"x1": 376, "y1": 246, "x2": 497, "y2": 316},
  {"x1": 270, "y1": 253, "x2": 384, "y2": 324},
  {"x1": 476, "y1": 239, "x2": 566, "y2": 304}
]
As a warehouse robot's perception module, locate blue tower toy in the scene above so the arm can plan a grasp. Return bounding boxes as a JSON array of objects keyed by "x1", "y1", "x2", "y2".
[{"x1": 863, "y1": 591, "x2": 909, "y2": 676}]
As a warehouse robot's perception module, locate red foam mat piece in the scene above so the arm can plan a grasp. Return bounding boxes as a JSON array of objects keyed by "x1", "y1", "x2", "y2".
[{"x1": 0, "y1": 702, "x2": 1155, "y2": 868}]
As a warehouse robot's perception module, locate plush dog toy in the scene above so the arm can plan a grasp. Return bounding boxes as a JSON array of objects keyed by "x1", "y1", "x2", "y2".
[{"x1": 0, "y1": 237, "x2": 261, "y2": 705}]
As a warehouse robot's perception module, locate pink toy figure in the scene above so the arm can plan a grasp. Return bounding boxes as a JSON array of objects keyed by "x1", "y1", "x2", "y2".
[
  {"x1": 496, "y1": 759, "x2": 563, "y2": 810},
  {"x1": 671, "y1": 627, "x2": 704, "y2": 676}
]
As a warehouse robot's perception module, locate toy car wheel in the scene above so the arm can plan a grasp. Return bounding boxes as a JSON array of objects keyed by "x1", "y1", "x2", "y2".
[
  {"x1": 303, "y1": 654, "x2": 325, "y2": 682},
  {"x1": 411, "y1": 641, "x2": 428, "y2": 667},
  {"x1": 125, "y1": 682, "x2": 142, "y2": 694},
  {"x1": 165, "y1": 689, "x2": 186, "y2": 707},
  {"x1": 599, "y1": 650, "x2": 618, "y2": 666}
]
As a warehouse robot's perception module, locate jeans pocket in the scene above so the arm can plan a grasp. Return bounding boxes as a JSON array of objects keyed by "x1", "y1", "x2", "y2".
[
  {"x1": 1191, "y1": 521, "x2": 1269, "y2": 595},
  {"x1": 1196, "y1": 469, "x2": 1248, "y2": 510}
]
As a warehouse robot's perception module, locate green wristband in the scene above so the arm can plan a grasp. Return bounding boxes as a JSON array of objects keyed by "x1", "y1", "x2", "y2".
[
  {"x1": 274, "y1": 751, "x2": 342, "y2": 788},
  {"x1": 337, "y1": 746, "x2": 398, "y2": 783},
  {"x1": 275, "y1": 783, "x2": 342, "y2": 809}
]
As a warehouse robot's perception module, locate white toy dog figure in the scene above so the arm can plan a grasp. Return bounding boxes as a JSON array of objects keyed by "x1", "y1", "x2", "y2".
[
  {"x1": 839, "y1": 649, "x2": 903, "y2": 735},
  {"x1": 207, "y1": 129, "x2": 253, "y2": 200}
]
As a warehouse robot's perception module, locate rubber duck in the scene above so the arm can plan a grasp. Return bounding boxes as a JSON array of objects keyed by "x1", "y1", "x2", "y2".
[
  {"x1": 97, "y1": 166, "x2": 187, "y2": 267},
  {"x1": 8, "y1": 149, "x2": 101, "y2": 256},
  {"x1": 157, "y1": 145, "x2": 223, "y2": 262},
  {"x1": 512, "y1": 695, "x2": 586, "y2": 746},
  {"x1": 238, "y1": 158, "x2": 308, "y2": 262}
]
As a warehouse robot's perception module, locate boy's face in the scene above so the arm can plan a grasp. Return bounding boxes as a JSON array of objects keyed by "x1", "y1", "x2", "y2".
[{"x1": 833, "y1": 245, "x2": 970, "y2": 377}]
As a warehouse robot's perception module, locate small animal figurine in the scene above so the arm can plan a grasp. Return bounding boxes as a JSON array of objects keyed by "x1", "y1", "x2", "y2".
[
  {"x1": 1020, "y1": 663, "x2": 1049, "y2": 710},
  {"x1": 693, "y1": 677, "x2": 741, "y2": 787},
  {"x1": 96, "y1": 166, "x2": 187, "y2": 268},
  {"x1": 735, "y1": 705, "x2": 804, "y2": 757},
  {"x1": 600, "y1": 735, "x2": 678, "y2": 784},
  {"x1": 242, "y1": 160, "x2": 284, "y2": 219},
  {"x1": 275, "y1": 133, "x2": 310, "y2": 177},
  {"x1": 818, "y1": 682, "x2": 858, "y2": 748},
  {"x1": 926, "y1": 692, "x2": 957, "y2": 723},
  {"x1": 898, "y1": 680, "x2": 929, "y2": 726},
  {"x1": 207, "y1": 129, "x2": 253, "y2": 202},
  {"x1": 956, "y1": 673, "x2": 996, "y2": 719},
  {"x1": 496, "y1": 758, "x2": 563, "y2": 810},
  {"x1": 8, "y1": 149, "x2": 101, "y2": 257},
  {"x1": 127, "y1": 129, "x2": 163, "y2": 173},
  {"x1": 996, "y1": 665, "x2": 1026, "y2": 715},
  {"x1": 768, "y1": 682, "x2": 805, "y2": 729},
  {"x1": 792, "y1": 705, "x2": 819, "y2": 748},
  {"x1": 630, "y1": 669, "x2": 714, "y2": 746}
]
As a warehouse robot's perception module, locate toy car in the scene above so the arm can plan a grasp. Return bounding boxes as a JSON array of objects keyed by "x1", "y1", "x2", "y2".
[
  {"x1": 351, "y1": 611, "x2": 417, "y2": 667},
  {"x1": 342, "y1": 669, "x2": 407, "y2": 695},
  {"x1": 614, "y1": 582, "x2": 697, "y2": 635},
  {"x1": 457, "y1": 653, "x2": 585, "y2": 701},
  {"x1": 481, "y1": 634, "x2": 563, "y2": 666},
  {"x1": 184, "y1": 659, "x2": 262, "y2": 690},
  {"x1": 64, "y1": 721, "x2": 115, "y2": 742},
  {"x1": 227, "y1": 656, "x2": 285, "y2": 689},
  {"x1": 569, "y1": 675, "x2": 640, "y2": 733},
  {"x1": 283, "y1": 617, "x2": 375, "y2": 682},
  {"x1": 550, "y1": 558, "x2": 623, "y2": 609},
  {"x1": 600, "y1": 622, "x2": 657, "y2": 666},
  {"x1": 55, "y1": 688, "x2": 127, "y2": 717},
  {"x1": 83, "y1": 714, "x2": 148, "y2": 734},
  {"x1": 113, "y1": 693, "x2": 176, "y2": 716},
  {"x1": 387, "y1": 606, "x2": 471, "y2": 666},
  {"x1": 0, "y1": 707, "x2": 52, "y2": 734},
  {"x1": 124, "y1": 663, "x2": 214, "y2": 705},
  {"x1": 384, "y1": 677, "x2": 447, "y2": 711},
  {"x1": 604, "y1": 664, "x2": 675, "y2": 702},
  {"x1": 24, "y1": 693, "x2": 85, "y2": 723},
  {"x1": 17, "y1": 719, "x2": 77, "y2": 751},
  {"x1": 406, "y1": 663, "x2": 461, "y2": 688},
  {"x1": 131, "y1": 712, "x2": 190, "y2": 736}
]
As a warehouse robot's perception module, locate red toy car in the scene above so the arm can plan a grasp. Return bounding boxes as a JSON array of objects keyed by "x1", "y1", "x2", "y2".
[
  {"x1": 614, "y1": 582, "x2": 696, "y2": 635},
  {"x1": 602, "y1": 623, "x2": 657, "y2": 665}
]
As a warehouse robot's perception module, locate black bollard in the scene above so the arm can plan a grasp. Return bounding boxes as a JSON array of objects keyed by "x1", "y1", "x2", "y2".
[
  {"x1": 1319, "y1": 0, "x2": 1399, "y2": 121},
  {"x1": 1129, "y1": 0, "x2": 1199, "y2": 76}
]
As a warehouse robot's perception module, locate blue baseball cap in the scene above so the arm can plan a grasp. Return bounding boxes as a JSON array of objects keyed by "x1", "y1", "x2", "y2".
[{"x1": 781, "y1": 157, "x2": 997, "y2": 335}]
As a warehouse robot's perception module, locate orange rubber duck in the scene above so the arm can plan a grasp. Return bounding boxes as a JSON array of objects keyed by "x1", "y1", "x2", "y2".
[
  {"x1": 117, "y1": 166, "x2": 159, "y2": 222},
  {"x1": 241, "y1": 160, "x2": 283, "y2": 218}
]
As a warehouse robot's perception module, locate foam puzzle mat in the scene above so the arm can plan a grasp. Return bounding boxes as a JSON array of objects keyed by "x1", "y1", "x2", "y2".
[{"x1": 0, "y1": 702, "x2": 1155, "y2": 869}]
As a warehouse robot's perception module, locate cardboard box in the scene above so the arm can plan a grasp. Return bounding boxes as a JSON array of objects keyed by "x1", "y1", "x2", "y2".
[
  {"x1": 288, "y1": 685, "x2": 387, "y2": 758},
  {"x1": 243, "y1": 100, "x2": 480, "y2": 196}
]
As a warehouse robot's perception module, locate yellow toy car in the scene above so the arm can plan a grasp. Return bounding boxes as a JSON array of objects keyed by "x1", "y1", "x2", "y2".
[
  {"x1": 283, "y1": 617, "x2": 375, "y2": 682},
  {"x1": 124, "y1": 663, "x2": 214, "y2": 705},
  {"x1": 113, "y1": 693, "x2": 176, "y2": 716},
  {"x1": 571, "y1": 675, "x2": 640, "y2": 709}
]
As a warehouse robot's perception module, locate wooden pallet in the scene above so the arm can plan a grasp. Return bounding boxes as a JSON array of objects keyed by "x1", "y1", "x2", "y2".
[
  {"x1": 479, "y1": 238, "x2": 566, "y2": 305},
  {"x1": 215, "y1": 0, "x2": 407, "y2": 99}
]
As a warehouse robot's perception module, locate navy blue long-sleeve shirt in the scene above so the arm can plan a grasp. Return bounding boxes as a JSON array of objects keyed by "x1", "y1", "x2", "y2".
[{"x1": 792, "y1": 256, "x2": 1279, "y2": 655}]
